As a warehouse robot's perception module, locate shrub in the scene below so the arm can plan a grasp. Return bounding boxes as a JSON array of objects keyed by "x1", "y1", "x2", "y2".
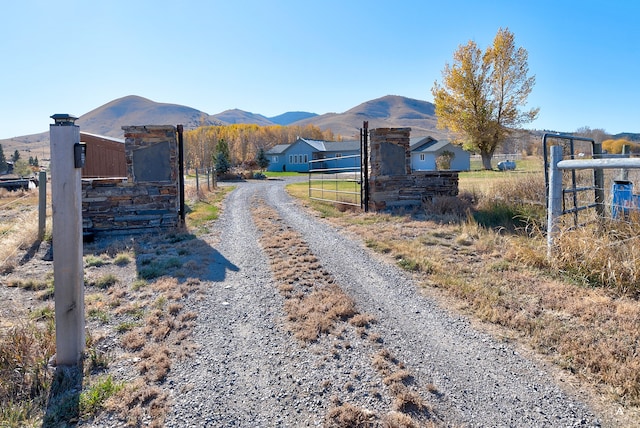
[
  {"x1": 436, "y1": 150, "x2": 455, "y2": 170},
  {"x1": 79, "y1": 376, "x2": 123, "y2": 416},
  {"x1": 92, "y1": 274, "x2": 118, "y2": 290}
]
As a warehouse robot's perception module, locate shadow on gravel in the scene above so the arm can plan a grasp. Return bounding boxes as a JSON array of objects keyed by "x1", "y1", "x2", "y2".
[{"x1": 83, "y1": 229, "x2": 239, "y2": 284}]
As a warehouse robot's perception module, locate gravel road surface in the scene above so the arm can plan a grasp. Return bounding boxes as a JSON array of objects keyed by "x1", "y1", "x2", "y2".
[{"x1": 164, "y1": 177, "x2": 601, "y2": 427}]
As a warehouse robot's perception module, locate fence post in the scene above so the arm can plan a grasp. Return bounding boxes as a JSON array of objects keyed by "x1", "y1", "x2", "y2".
[
  {"x1": 38, "y1": 171, "x2": 47, "y2": 241},
  {"x1": 195, "y1": 168, "x2": 199, "y2": 193},
  {"x1": 619, "y1": 144, "x2": 630, "y2": 181},
  {"x1": 50, "y1": 114, "x2": 84, "y2": 367},
  {"x1": 592, "y1": 143, "x2": 605, "y2": 217},
  {"x1": 547, "y1": 145, "x2": 563, "y2": 258},
  {"x1": 547, "y1": 146, "x2": 562, "y2": 258}
]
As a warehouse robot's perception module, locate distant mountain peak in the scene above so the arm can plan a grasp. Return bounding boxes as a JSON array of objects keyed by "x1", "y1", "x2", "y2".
[{"x1": 269, "y1": 111, "x2": 318, "y2": 126}]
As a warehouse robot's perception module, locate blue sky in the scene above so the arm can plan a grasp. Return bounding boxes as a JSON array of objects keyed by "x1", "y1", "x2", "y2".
[{"x1": 1, "y1": 0, "x2": 638, "y2": 139}]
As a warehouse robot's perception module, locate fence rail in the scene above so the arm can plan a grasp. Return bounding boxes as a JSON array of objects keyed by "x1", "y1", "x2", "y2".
[
  {"x1": 547, "y1": 144, "x2": 640, "y2": 257},
  {"x1": 308, "y1": 154, "x2": 361, "y2": 207}
]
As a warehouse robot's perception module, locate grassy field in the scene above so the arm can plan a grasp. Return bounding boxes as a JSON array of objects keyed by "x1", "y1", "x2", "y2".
[{"x1": 461, "y1": 156, "x2": 544, "y2": 194}]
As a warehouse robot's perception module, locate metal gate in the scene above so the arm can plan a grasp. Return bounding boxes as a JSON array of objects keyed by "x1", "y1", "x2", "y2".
[
  {"x1": 543, "y1": 133, "x2": 604, "y2": 228},
  {"x1": 308, "y1": 121, "x2": 370, "y2": 211}
]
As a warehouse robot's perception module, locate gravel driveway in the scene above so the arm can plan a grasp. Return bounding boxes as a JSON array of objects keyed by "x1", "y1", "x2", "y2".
[{"x1": 164, "y1": 177, "x2": 601, "y2": 427}]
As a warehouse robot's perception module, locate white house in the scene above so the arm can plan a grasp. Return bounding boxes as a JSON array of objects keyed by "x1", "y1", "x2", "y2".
[{"x1": 410, "y1": 137, "x2": 470, "y2": 171}]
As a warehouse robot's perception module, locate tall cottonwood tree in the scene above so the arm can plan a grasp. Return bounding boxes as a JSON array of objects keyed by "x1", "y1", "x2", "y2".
[{"x1": 432, "y1": 28, "x2": 539, "y2": 169}]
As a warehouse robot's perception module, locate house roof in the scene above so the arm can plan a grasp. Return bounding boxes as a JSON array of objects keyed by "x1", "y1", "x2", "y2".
[
  {"x1": 323, "y1": 140, "x2": 360, "y2": 152},
  {"x1": 410, "y1": 137, "x2": 455, "y2": 153},
  {"x1": 300, "y1": 138, "x2": 326, "y2": 151},
  {"x1": 409, "y1": 136, "x2": 436, "y2": 151},
  {"x1": 265, "y1": 138, "x2": 360, "y2": 155},
  {"x1": 265, "y1": 144, "x2": 290, "y2": 155},
  {"x1": 80, "y1": 131, "x2": 125, "y2": 144}
]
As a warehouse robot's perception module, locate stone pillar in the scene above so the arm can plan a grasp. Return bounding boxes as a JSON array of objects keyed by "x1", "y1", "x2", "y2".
[
  {"x1": 122, "y1": 125, "x2": 178, "y2": 183},
  {"x1": 369, "y1": 128, "x2": 412, "y2": 177}
]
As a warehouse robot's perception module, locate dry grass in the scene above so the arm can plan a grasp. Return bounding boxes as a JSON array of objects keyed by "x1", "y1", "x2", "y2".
[
  {"x1": 252, "y1": 200, "x2": 440, "y2": 426},
  {"x1": 252, "y1": 200, "x2": 358, "y2": 341},
  {"x1": 325, "y1": 401, "x2": 377, "y2": 427},
  {"x1": 0, "y1": 317, "x2": 56, "y2": 426},
  {"x1": 550, "y1": 215, "x2": 640, "y2": 294},
  {"x1": 0, "y1": 182, "x2": 229, "y2": 426},
  {"x1": 0, "y1": 190, "x2": 43, "y2": 274},
  {"x1": 306, "y1": 171, "x2": 640, "y2": 418}
]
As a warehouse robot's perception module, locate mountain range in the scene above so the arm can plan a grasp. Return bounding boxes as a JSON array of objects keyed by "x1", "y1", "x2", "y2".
[
  {"x1": 77, "y1": 94, "x2": 448, "y2": 140},
  {"x1": 0, "y1": 95, "x2": 450, "y2": 159},
  {"x1": 5, "y1": 94, "x2": 637, "y2": 161}
]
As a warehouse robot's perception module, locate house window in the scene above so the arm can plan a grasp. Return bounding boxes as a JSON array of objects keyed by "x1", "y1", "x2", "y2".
[
  {"x1": 336, "y1": 153, "x2": 342, "y2": 158},
  {"x1": 272, "y1": 156, "x2": 278, "y2": 163},
  {"x1": 294, "y1": 155, "x2": 299, "y2": 164},
  {"x1": 289, "y1": 155, "x2": 293, "y2": 164},
  {"x1": 304, "y1": 154, "x2": 308, "y2": 163},
  {"x1": 420, "y1": 154, "x2": 425, "y2": 161}
]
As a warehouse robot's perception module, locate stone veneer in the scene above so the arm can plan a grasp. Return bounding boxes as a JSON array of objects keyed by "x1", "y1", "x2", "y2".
[
  {"x1": 82, "y1": 126, "x2": 180, "y2": 235},
  {"x1": 368, "y1": 128, "x2": 459, "y2": 211}
]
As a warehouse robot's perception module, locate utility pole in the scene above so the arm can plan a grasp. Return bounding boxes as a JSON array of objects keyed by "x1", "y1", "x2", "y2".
[{"x1": 50, "y1": 114, "x2": 85, "y2": 367}]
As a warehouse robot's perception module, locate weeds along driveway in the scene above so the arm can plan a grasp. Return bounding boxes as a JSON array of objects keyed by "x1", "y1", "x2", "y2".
[{"x1": 164, "y1": 177, "x2": 600, "y2": 427}]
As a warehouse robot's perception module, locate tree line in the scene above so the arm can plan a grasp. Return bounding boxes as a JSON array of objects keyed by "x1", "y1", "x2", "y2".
[
  {"x1": 183, "y1": 123, "x2": 337, "y2": 170},
  {"x1": 0, "y1": 144, "x2": 39, "y2": 176}
]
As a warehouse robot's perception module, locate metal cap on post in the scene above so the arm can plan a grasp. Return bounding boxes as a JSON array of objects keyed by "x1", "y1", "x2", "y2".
[
  {"x1": 50, "y1": 113, "x2": 78, "y2": 126},
  {"x1": 50, "y1": 113, "x2": 84, "y2": 368}
]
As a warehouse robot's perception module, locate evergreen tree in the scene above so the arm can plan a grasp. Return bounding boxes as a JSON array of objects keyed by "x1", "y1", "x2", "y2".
[
  {"x1": 214, "y1": 139, "x2": 232, "y2": 174},
  {"x1": 12, "y1": 149, "x2": 20, "y2": 162},
  {"x1": 256, "y1": 148, "x2": 270, "y2": 171},
  {"x1": 215, "y1": 151, "x2": 231, "y2": 174},
  {"x1": 33, "y1": 156, "x2": 39, "y2": 167},
  {"x1": 0, "y1": 144, "x2": 7, "y2": 173}
]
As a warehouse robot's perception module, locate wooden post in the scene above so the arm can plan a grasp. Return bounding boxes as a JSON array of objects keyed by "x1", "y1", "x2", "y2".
[
  {"x1": 50, "y1": 114, "x2": 84, "y2": 367},
  {"x1": 38, "y1": 171, "x2": 46, "y2": 241}
]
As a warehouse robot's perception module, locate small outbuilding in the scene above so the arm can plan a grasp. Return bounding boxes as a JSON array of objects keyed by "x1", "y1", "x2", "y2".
[{"x1": 80, "y1": 132, "x2": 126, "y2": 178}]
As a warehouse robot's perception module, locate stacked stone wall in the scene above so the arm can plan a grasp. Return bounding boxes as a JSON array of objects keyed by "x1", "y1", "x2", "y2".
[
  {"x1": 368, "y1": 128, "x2": 459, "y2": 211},
  {"x1": 82, "y1": 126, "x2": 179, "y2": 235}
]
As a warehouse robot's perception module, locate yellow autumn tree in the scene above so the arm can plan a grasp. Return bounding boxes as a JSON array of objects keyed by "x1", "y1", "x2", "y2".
[
  {"x1": 601, "y1": 138, "x2": 640, "y2": 154},
  {"x1": 432, "y1": 28, "x2": 539, "y2": 170},
  {"x1": 184, "y1": 124, "x2": 336, "y2": 169}
]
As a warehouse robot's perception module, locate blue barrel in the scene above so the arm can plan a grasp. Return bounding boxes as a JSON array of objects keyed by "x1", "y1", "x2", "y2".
[{"x1": 612, "y1": 180, "x2": 634, "y2": 219}]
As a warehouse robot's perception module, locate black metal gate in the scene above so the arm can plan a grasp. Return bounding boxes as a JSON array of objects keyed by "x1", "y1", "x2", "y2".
[{"x1": 307, "y1": 121, "x2": 370, "y2": 211}]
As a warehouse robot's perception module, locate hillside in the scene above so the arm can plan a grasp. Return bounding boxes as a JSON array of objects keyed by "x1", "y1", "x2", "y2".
[
  {"x1": 0, "y1": 94, "x2": 451, "y2": 160},
  {"x1": 77, "y1": 95, "x2": 222, "y2": 138},
  {"x1": 292, "y1": 95, "x2": 447, "y2": 140},
  {"x1": 269, "y1": 111, "x2": 318, "y2": 125},
  {"x1": 212, "y1": 109, "x2": 273, "y2": 126}
]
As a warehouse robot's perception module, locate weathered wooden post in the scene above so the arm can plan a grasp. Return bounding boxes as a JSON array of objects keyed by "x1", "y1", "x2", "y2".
[
  {"x1": 50, "y1": 114, "x2": 85, "y2": 367},
  {"x1": 38, "y1": 171, "x2": 47, "y2": 240}
]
